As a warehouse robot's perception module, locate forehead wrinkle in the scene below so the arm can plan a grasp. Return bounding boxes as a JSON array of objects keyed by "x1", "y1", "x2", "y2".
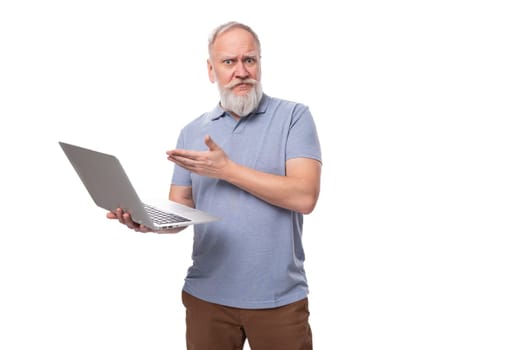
[
  {"x1": 211, "y1": 29, "x2": 259, "y2": 58},
  {"x1": 217, "y1": 51, "x2": 259, "y2": 59}
]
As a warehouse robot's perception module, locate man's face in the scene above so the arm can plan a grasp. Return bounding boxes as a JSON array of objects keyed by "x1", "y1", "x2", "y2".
[
  {"x1": 208, "y1": 27, "x2": 261, "y2": 98},
  {"x1": 208, "y1": 28, "x2": 263, "y2": 118}
]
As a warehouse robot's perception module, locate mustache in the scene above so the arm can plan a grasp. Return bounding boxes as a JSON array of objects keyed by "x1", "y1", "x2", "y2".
[{"x1": 224, "y1": 78, "x2": 258, "y2": 89}]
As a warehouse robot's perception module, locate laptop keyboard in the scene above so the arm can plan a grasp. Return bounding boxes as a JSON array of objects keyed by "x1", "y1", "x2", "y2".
[{"x1": 144, "y1": 204, "x2": 190, "y2": 225}]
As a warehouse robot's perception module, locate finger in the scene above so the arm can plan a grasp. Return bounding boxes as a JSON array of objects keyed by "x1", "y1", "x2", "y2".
[
  {"x1": 137, "y1": 224, "x2": 152, "y2": 233},
  {"x1": 167, "y1": 149, "x2": 200, "y2": 160},
  {"x1": 172, "y1": 155, "x2": 200, "y2": 169},
  {"x1": 115, "y1": 208, "x2": 125, "y2": 222},
  {"x1": 204, "y1": 135, "x2": 220, "y2": 151},
  {"x1": 118, "y1": 210, "x2": 127, "y2": 224},
  {"x1": 122, "y1": 212, "x2": 138, "y2": 229}
]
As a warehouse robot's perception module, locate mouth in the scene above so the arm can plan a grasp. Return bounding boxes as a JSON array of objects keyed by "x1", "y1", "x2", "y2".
[
  {"x1": 225, "y1": 78, "x2": 257, "y2": 88},
  {"x1": 232, "y1": 83, "x2": 253, "y2": 93},
  {"x1": 237, "y1": 82, "x2": 252, "y2": 88}
]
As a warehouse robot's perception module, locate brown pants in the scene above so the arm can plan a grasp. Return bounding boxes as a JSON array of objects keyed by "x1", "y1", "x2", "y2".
[{"x1": 182, "y1": 291, "x2": 313, "y2": 350}]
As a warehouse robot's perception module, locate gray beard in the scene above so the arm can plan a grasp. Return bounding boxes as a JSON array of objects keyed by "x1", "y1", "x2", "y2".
[{"x1": 218, "y1": 81, "x2": 263, "y2": 117}]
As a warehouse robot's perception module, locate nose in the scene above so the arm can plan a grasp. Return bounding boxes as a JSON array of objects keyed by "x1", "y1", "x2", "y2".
[{"x1": 234, "y1": 61, "x2": 249, "y2": 79}]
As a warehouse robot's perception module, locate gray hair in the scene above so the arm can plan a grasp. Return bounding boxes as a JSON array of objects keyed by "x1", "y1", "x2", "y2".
[{"x1": 208, "y1": 21, "x2": 261, "y2": 56}]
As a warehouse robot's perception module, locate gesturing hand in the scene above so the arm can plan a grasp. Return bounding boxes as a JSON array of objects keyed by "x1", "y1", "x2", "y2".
[{"x1": 166, "y1": 135, "x2": 230, "y2": 179}]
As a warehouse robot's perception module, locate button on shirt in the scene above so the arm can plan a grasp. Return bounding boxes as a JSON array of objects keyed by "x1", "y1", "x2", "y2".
[{"x1": 171, "y1": 94, "x2": 322, "y2": 309}]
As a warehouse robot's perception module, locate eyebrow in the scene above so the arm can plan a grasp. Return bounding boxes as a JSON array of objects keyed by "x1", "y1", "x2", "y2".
[{"x1": 221, "y1": 56, "x2": 258, "y2": 64}]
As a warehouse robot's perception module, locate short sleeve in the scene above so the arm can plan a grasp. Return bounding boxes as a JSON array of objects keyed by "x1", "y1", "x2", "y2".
[
  {"x1": 286, "y1": 105, "x2": 322, "y2": 163},
  {"x1": 170, "y1": 129, "x2": 193, "y2": 186}
]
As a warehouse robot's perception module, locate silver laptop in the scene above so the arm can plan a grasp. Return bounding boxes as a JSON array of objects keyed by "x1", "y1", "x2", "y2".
[{"x1": 59, "y1": 141, "x2": 219, "y2": 230}]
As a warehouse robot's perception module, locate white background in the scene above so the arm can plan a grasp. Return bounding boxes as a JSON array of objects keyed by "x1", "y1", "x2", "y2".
[{"x1": 1, "y1": 0, "x2": 524, "y2": 349}]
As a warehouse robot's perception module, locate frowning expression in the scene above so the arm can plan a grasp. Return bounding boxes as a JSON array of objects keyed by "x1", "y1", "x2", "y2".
[{"x1": 207, "y1": 27, "x2": 261, "y2": 96}]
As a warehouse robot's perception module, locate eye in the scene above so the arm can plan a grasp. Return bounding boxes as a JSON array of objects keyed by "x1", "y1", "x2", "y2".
[
  {"x1": 244, "y1": 57, "x2": 257, "y2": 64},
  {"x1": 223, "y1": 59, "x2": 234, "y2": 65}
]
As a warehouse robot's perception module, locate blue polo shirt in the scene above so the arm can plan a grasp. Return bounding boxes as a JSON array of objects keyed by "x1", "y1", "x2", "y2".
[{"x1": 171, "y1": 94, "x2": 322, "y2": 309}]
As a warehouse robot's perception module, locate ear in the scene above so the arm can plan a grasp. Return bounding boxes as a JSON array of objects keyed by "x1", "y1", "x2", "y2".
[{"x1": 207, "y1": 59, "x2": 215, "y2": 83}]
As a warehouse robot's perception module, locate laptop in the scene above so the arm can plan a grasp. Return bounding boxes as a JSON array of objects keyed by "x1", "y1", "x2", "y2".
[{"x1": 59, "y1": 141, "x2": 220, "y2": 230}]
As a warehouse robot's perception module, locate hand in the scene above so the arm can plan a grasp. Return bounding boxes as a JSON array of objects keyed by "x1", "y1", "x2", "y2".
[
  {"x1": 166, "y1": 135, "x2": 230, "y2": 179},
  {"x1": 107, "y1": 208, "x2": 187, "y2": 234},
  {"x1": 106, "y1": 208, "x2": 153, "y2": 233}
]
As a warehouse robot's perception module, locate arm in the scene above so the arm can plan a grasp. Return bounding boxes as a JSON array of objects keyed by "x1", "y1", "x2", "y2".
[
  {"x1": 224, "y1": 157, "x2": 321, "y2": 214},
  {"x1": 166, "y1": 135, "x2": 321, "y2": 214},
  {"x1": 168, "y1": 184, "x2": 195, "y2": 208}
]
